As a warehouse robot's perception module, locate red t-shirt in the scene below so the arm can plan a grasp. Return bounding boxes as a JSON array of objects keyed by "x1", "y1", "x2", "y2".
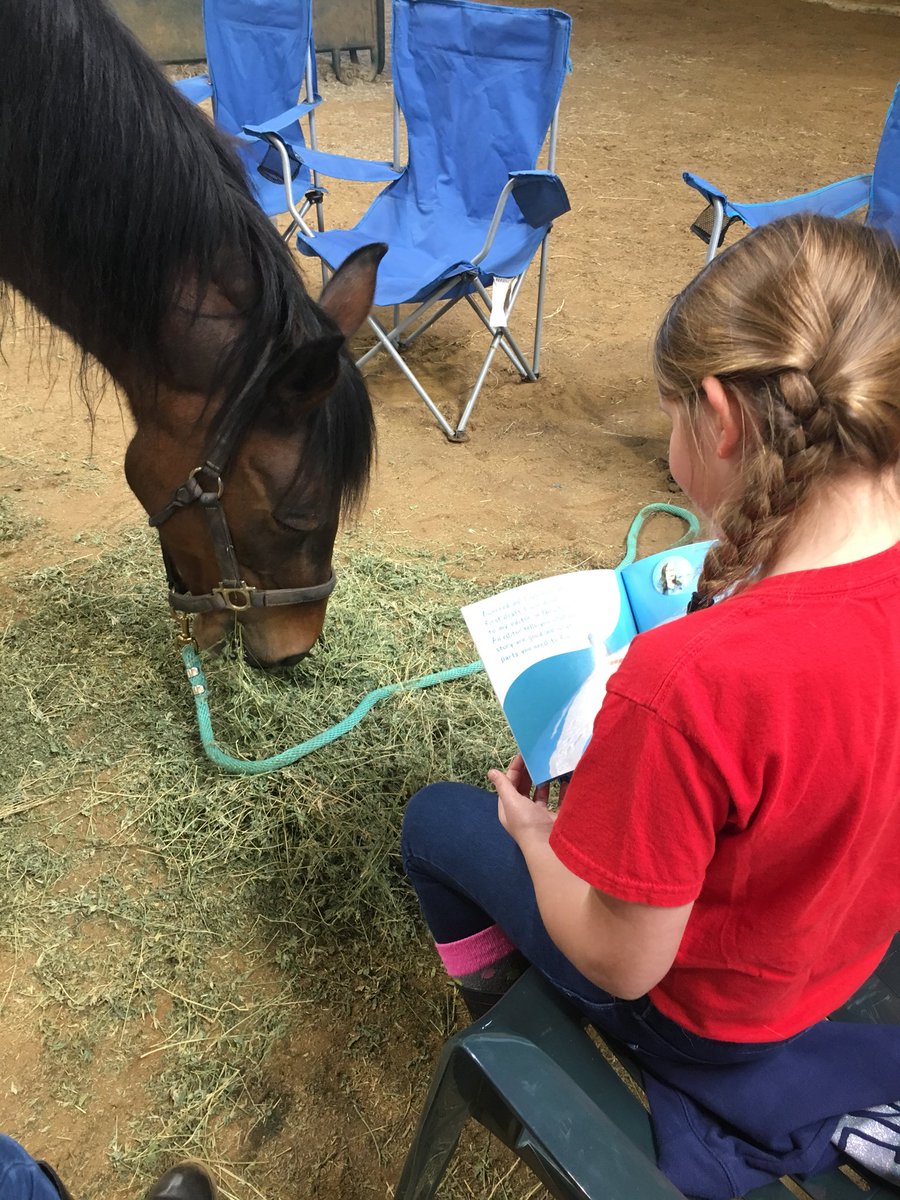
[{"x1": 550, "y1": 544, "x2": 900, "y2": 1042}]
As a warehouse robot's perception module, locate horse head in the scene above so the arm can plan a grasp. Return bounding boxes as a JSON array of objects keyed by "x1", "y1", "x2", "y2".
[
  {"x1": 1, "y1": 0, "x2": 387, "y2": 670},
  {"x1": 124, "y1": 244, "x2": 385, "y2": 670}
]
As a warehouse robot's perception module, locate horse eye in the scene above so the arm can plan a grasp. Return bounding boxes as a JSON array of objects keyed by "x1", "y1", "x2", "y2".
[{"x1": 272, "y1": 510, "x2": 319, "y2": 534}]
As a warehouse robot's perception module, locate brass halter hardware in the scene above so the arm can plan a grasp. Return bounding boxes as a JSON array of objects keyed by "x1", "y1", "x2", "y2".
[{"x1": 148, "y1": 461, "x2": 337, "y2": 640}]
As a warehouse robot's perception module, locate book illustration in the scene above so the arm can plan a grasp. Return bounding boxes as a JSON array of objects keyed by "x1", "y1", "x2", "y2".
[
  {"x1": 463, "y1": 541, "x2": 712, "y2": 785},
  {"x1": 546, "y1": 644, "x2": 628, "y2": 779}
]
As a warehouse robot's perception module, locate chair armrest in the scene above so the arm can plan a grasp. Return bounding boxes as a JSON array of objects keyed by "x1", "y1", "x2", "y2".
[
  {"x1": 242, "y1": 98, "x2": 321, "y2": 138},
  {"x1": 471, "y1": 170, "x2": 569, "y2": 266},
  {"x1": 242, "y1": 135, "x2": 402, "y2": 184},
  {"x1": 464, "y1": 1032, "x2": 685, "y2": 1200},
  {"x1": 509, "y1": 170, "x2": 571, "y2": 225},
  {"x1": 683, "y1": 170, "x2": 872, "y2": 227},
  {"x1": 174, "y1": 74, "x2": 213, "y2": 104},
  {"x1": 682, "y1": 172, "x2": 727, "y2": 205},
  {"x1": 293, "y1": 145, "x2": 402, "y2": 183}
]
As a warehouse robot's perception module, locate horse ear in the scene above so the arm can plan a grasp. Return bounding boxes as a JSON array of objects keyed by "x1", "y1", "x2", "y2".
[
  {"x1": 318, "y1": 243, "x2": 388, "y2": 338},
  {"x1": 270, "y1": 334, "x2": 345, "y2": 402}
]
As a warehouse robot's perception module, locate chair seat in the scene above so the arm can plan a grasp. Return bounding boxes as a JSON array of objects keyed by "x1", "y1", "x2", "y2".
[
  {"x1": 298, "y1": 227, "x2": 475, "y2": 306},
  {"x1": 297, "y1": 219, "x2": 550, "y2": 307}
]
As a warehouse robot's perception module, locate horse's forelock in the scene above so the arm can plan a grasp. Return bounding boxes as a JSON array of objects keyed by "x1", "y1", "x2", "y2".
[{"x1": 0, "y1": 0, "x2": 374, "y2": 508}]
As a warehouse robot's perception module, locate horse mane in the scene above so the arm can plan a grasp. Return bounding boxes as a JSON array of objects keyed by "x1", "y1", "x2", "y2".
[{"x1": 0, "y1": 0, "x2": 373, "y2": 515}]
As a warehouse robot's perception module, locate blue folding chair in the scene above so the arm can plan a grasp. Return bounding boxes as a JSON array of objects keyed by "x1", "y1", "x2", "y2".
[
  {"x1": 249, "y1": 0, "x2": 572, "y2": 441},
  {"x1": 683, "y1": 81, "x2": 900, "y2": 263},
  {"x1": 175, "y1": 0, "x2": 324, "y2": 239}
]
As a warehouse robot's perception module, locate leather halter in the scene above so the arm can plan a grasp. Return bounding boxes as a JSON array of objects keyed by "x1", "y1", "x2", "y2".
[
  {"x1": 148, "y1": 454, "x2": 336, "y2": 640},
  {"x1": 146, "y1": 342, "x2": 338, "y2": 644}
]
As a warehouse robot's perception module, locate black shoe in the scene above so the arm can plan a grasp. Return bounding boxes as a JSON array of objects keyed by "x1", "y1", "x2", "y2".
[
  {"x1": 458, "y1": 984, "x2": 505, "y2": 1021},
  {"x1": 145, "y1": 1163, "x2": 217, "y2": 1200},
  {"x1": 37, "y1": 1161, "x2": 74, "y2": 1200}
]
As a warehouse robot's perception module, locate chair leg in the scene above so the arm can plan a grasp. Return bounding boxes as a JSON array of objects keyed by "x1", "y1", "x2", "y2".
[
  {"x1": 454, "y1": 331, "x2": 504, "y2": 440},
  {"x1": 533, "y1": 232, "x2": 551, "y2": 377},
  {"x1": 365, "y1": 315, "x2": 459, "y2": 440},
  {"x1": 394, "y1": 1041, "x2": 474, "y2": 1200},
  {"x1": 357, "y1": 270, "x2": 544, "y2": 440},
  {"x1": 397, "y1": 297, "x2": 459, "y2": 350},
  {"x1": 470, "y1": 281, "x2": 538, "y2": 382},
  {"x1": 357, "y1": 286, "x2": 464, "y2": 367},
  {"x1": 464, "y1": 294, "x2": 533, "y2": 379}
]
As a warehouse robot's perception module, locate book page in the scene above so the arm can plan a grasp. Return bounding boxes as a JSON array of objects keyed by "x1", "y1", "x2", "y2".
[
  {"x1": 462, "y1": 570, "x2": 636, "y2": 785},
  {"x1": 620, "y1": 541, "x2": 713, "y2": 632}
]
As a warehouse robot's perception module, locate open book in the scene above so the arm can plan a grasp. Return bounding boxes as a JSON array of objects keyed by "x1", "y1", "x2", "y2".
[{"x1": 462, "y1": 541, "x2": 713, "y2": 785}]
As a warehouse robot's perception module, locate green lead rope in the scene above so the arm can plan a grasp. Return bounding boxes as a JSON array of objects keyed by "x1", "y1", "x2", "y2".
[
  {"x1": 618, "y1": 501, "x2": 700, "y2": 567},
  {"x1": 182, "y1": 502, "x2": 700, "y2": 775},
  {"x1": 182, "y1": 654, "x2": 486, "y2": 775}
]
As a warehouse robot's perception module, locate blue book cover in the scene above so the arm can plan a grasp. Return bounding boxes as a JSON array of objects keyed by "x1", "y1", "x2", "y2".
[{"x1": 462, "y1": 541, "x2": 713, "y2": 785}]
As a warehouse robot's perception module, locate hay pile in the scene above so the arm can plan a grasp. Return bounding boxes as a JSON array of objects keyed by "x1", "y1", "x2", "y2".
[{"x1": 0, "y1": 526, "x2": 533, "y2": 1196}]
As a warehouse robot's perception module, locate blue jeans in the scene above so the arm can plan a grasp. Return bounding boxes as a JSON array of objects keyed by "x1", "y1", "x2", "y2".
[
  {"x1": 401, "y1": 782, "x2": 789, "y2": 1067},
  {"x1": 0, "y1": 1136, "x2": 64, "y2": 1200}
]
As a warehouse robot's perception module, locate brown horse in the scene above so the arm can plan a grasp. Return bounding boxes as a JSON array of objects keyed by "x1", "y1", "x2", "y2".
[{"x1": 0, "y1": 0, "x2": 383, "y2": 668}]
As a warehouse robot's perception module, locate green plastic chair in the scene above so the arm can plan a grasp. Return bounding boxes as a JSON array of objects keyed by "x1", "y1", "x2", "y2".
[{"x1": 395, "y1": 939, "x2": 900, "y2": 1200}]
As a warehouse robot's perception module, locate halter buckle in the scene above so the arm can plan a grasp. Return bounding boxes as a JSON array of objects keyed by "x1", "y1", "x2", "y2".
[{"x1": 214, "y1": 583, "x2": 256, "y2": 612}]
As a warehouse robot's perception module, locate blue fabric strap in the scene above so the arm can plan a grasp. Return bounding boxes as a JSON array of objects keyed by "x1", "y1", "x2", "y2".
[
  {"x1": 284, "y1": 145, "x2": 402, "y2": 184},
  {"x1": 242, "y1": 98, "x2": 321, "y2": 138}
]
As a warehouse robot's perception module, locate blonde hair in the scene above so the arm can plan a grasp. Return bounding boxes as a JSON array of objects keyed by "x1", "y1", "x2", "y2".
[{"x1": 654, "y1": 214, "x2": 900, "y2": 607}]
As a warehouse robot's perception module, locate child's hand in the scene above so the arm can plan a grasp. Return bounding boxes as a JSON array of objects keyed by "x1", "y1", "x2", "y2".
[
  {"x1": 503, "y1": 752, "x2": 549, "y2": 802},
  {"x1": 489, "y1": 761, "x2": 557, "y2": 846}
]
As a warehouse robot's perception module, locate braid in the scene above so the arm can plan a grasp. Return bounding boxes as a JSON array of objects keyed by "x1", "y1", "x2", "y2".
[
  {"x1": 654, "y1": 214, "x2": 900, "y2": 605},
  {"x1": 694, "y1": 371, "x2": 838, "y2": 604}
]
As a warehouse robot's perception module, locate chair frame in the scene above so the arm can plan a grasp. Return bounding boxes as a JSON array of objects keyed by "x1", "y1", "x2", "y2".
[
  {"x1": 258, "y1": 47, "x2": 567, "y2": 442},
  {"x1": 176, "y1": 3, "x2": 326, "y2": 243},
  {"x1": 396, "y1": 967, "x2": 900, "y2": 1200},
  {"x1": 682, "y1": 79, "x2": 900, "y2": 263}
]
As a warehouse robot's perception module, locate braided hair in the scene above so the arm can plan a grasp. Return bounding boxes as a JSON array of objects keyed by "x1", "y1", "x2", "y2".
[{"x1": 654, "y1": 214, "x2": 900, "y2": 608}]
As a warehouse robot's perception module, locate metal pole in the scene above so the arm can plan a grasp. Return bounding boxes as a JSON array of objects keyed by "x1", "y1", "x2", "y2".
[
  {"x1": 547, "y1": 103, "x2": 560, "y2": 170},
  {"x1": 532, "y1": 233, "x2": 551, "y2": 377},
  {"x1": 305, "y1": 47, "x2": 325, "y2": 236},
  {"x1": 365, "y1": 317, "x2": 457, "y2": 440},
  {"x1": 706, "y1": 199, "x2": 725, "y2": 265},
  {"x1": 456, "y1": 334, "x2": 504, "y2": 439}
]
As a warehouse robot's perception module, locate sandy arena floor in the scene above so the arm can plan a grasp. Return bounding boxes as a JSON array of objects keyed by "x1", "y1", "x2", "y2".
[{"x1": 1, "y1": 0, "x2": 899, "y2": 1194}]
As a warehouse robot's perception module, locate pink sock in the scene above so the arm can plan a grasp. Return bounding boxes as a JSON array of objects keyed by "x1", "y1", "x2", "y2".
[{"x1": 435, "y1": 924, "x2": 526, "y2": 990}]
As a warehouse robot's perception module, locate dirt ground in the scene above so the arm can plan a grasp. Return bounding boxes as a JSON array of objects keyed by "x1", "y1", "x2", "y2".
[{"x1": 2, "y1": 0, "x2": 899, "y2": 1195}]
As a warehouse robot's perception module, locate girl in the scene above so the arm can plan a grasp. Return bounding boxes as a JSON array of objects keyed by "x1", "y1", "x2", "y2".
[{"x1": 402, "y1": 214, "x2": 900, "y2": 1198}]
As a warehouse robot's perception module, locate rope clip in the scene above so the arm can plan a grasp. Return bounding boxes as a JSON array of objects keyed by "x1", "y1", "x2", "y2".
[{"x1": 171, "y1": 608, "x2": 197, "y2": 649}]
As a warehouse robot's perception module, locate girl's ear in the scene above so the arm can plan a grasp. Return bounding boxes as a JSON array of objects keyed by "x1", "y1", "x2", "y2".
[{"x1": 701, "y1": 375, "x2": 744, "y2": 461}]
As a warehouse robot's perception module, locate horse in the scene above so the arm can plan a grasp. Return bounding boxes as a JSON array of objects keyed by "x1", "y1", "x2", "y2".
[{"x1": 0, "y1": 0, "x2": 384, "y2": 669}]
